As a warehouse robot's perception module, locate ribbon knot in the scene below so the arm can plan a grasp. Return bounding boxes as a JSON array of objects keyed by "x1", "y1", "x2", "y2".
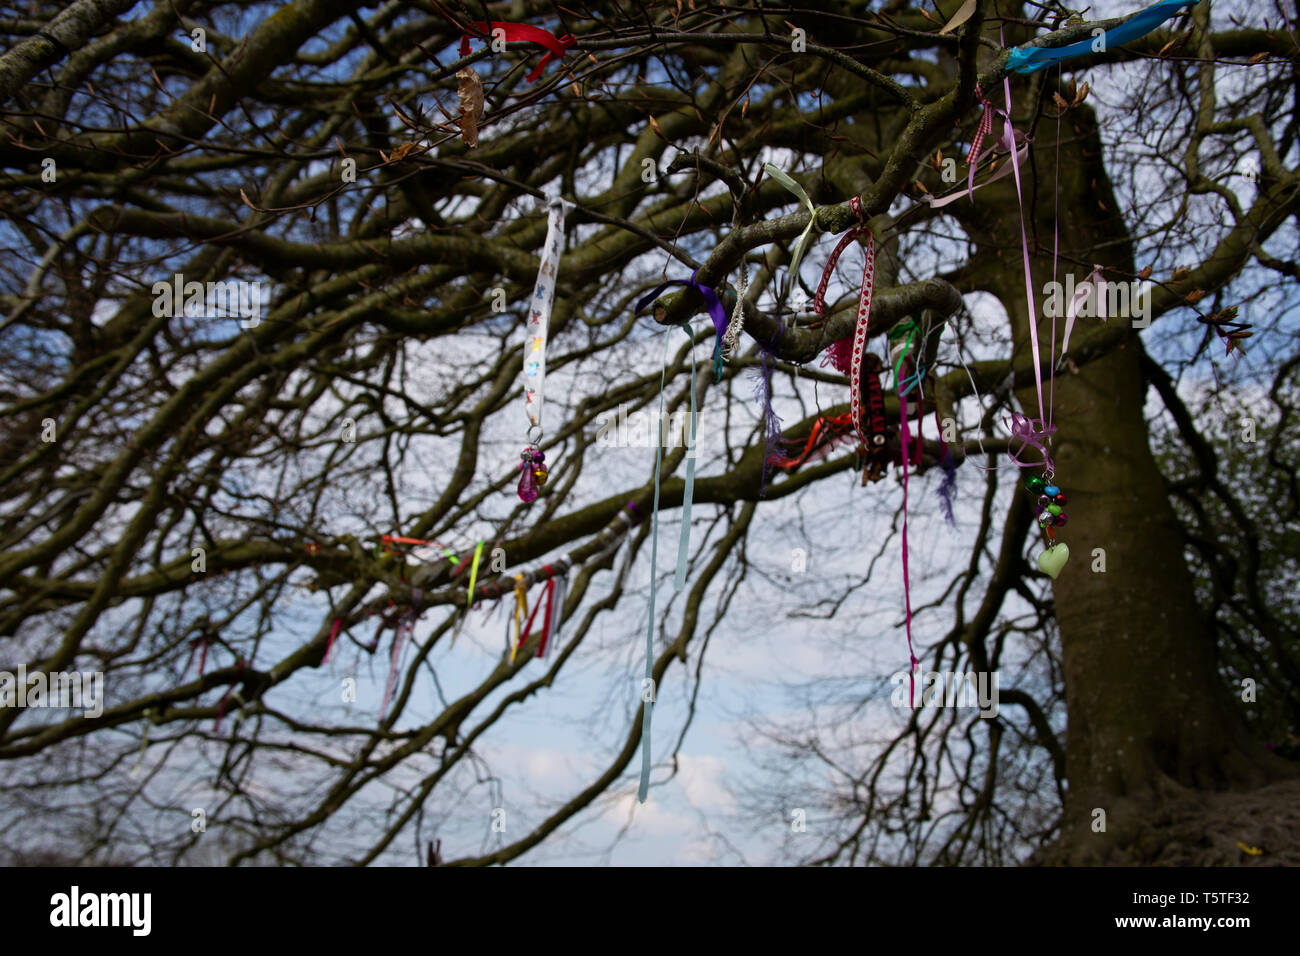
[
  {"x1": 966, "y1": 84, "x2": 1003, "y2": 201},
  {"x1": 1006, "y1": 412, "x2": 1057, "y2": 472},
  {"x1": 635, "y1": 271, "x2": 728, "y2": 380}
]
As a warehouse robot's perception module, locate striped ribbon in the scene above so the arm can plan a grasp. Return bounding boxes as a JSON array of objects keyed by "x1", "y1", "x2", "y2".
[
  {"x1": 814, "y1": 196, "x2": 876, "y2": 449},
  {"x1": 966, "y1": 85, "x2": 999, "y2": 201}
]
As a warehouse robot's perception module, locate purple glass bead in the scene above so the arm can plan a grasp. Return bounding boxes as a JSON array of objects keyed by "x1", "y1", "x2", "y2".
[
  {"x1": 1054, "y1": 513, "x2": 1068, "y2": 527},
  {"x1": 517, "y1": 447, "x2": 541, "y2": 502},
  {"x1": 517, "y1": 466, "x2": 539, "y2": 503}
]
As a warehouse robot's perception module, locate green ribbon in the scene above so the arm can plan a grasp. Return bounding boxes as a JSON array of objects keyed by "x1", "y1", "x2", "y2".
[
  {"x1": 888, "y1": 319, "x2": 921, "y2": 390},
  {"x1": 763, "y1": 163, "x2": 819, "y2": 296}
]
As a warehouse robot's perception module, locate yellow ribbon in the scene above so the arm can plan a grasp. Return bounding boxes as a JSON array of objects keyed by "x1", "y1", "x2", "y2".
[
  {"x1": 509, "y1": 574, "x2": 527, "y2": 664},
  {"x1": 465, "y1": 540, "x2": 484, "y2": 608}
]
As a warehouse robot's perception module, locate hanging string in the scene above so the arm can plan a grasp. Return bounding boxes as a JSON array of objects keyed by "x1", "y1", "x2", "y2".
[{"x1": 999, "y1": 63, "x2": 1055, "y2": 474}]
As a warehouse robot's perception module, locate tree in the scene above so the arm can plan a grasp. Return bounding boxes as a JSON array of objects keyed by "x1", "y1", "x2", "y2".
[{"x1": 0, "y1": 0, "x2": 1296, "y2": 866}]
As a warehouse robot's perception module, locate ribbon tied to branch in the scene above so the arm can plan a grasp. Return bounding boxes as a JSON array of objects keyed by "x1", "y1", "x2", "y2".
[{"x1": 459, "y1": 22, "x2": 577, "y2": 83}]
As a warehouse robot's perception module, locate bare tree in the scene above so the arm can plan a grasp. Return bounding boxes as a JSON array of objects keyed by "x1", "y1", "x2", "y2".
[{"x1": 0, "y1": 0, "x2": 1296, "y2": 866}]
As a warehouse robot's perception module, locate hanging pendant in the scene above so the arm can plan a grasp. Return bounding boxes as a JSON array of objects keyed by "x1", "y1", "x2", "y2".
[
  {"x1": 517, "y1": 446, "x2": 546, "y2": 502},
  {"x1": 1027, "y1": 470, "x2": 1069, "y2": 577}
]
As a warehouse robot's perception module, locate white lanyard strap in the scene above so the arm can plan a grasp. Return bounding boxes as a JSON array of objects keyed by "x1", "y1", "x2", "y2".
[{"x1": 524, "y1": 197, "x2": 571, "y2": 441}]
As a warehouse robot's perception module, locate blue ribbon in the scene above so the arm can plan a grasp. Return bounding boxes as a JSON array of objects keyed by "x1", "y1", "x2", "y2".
[
  {"x1": 639, "y1": 321, "x2": 702, "y2": 801},
  {"x1": 638, "y1": 327, "x2": 672, "y2": 803},
  {"x1": 1005, "y1": 0, "x2": 1193, "y2": 74}
]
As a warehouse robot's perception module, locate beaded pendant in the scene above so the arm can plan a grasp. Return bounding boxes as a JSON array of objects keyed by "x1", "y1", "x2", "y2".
[
  {"x1": 1026, "y1": 471, "x2": 1069, "y2": 578},
  {"x1": 516, "y1": 447, "x2": 548, "y2": 503}
]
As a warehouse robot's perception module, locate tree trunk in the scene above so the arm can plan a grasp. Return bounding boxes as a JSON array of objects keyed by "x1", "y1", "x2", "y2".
[{"x1": 970, "y1": 105, "x2": 1296, "y2": 864}]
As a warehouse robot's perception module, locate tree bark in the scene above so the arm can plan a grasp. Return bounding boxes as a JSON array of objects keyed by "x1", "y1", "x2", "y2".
[{"x1": 967, "y1": 104, "x2": 1295, "y2": 864}]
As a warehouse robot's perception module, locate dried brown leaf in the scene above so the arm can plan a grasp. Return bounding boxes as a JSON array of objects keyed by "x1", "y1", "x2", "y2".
[{"x1": 457, "y1": 66, "x2": 484, "y2": 148}]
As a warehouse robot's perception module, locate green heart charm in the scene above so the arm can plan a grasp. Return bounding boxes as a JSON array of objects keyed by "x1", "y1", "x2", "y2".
[{"x1": 1037, "y1": 543, "x2": 1069, "y2": 580}]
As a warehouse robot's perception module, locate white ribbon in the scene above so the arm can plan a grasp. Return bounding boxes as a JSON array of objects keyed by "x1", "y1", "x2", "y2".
[
  {"x1": 722, "y1": 258, "x2": 747, "y2": 355},
  {"x1": 1060, "y1": 264, "x2": 1107, "y2": 363},
  {"x1": 763, "y1": 163, "x2": 818, "y2": 302},
  {"x1": 524, "y1": 196, "x2": 572, "y2": 439}
]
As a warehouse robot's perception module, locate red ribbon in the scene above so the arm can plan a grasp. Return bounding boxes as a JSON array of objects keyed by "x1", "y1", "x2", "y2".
[
  {"x1": 322, "y1": 618, "x2": 342, "y2": 665},
  {"x1": 537, "y1": 576, "x2": 557, "y2": 658},
  {"x1": 185, "y1": 634, "x2": 212, "y2": 678},
  {"x1": 214, "y1": 658, "x2": 246, "y2": 734},
  {"x1": 765, "y1": 413, "x2": 856, "y2": 471},
  {"x1": 459, "y1": 22, "x2": 577, "y2": 83}
]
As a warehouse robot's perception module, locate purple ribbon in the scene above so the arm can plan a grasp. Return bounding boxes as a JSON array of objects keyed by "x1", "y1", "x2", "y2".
[
  {"x1": 635, "y1": 269, "x2": 729, "y2": 343},
  {"x1": 1006, "y1": 412, "x2": 1057, "y2": 472}
]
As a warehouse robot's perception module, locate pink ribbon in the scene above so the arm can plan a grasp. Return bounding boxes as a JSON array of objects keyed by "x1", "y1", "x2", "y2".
[
  {"x1": 1006, "y1": 412, "x2": 1057, "y2": 472},
  {"x1": 899, "y1": 392, "x2": 919, "y2": 708}
]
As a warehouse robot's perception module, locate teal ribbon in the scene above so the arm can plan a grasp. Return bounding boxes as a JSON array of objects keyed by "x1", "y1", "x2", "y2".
[
  {"x1": 638, "y1": 322, "x2": 701, "y2": 802},
  {"x1": 898, "y1": 320, "x2": 946, "y2": 397},
  {"x1": 675, "y1": 323, "x2": 697, "y2": 590},
  {"x1": 638, "y1": 328, "x2": 671, "y2": 803}
]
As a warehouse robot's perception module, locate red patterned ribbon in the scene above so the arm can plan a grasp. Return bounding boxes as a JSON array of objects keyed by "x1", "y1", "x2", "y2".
[
  {"x1": 864, "y1": 361, "x2": 887, "y2": 446},
  {"x1": 815, "y1": 197, "x2": 875, "y2": 447},
  {"x1": 966, "y1": 84, "x2": 1002, "y2": 200}
]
